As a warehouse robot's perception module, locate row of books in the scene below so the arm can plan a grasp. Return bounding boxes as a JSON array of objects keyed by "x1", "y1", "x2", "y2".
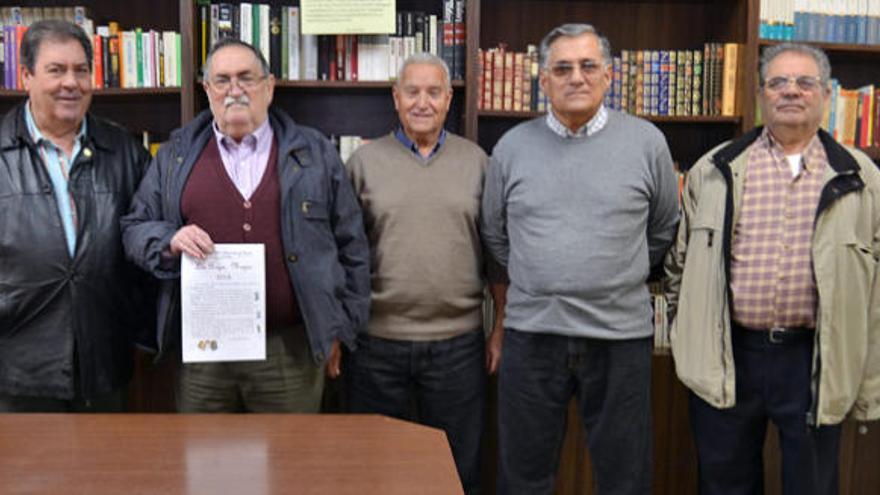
[
  {"x1": 0, "y1": 6, "x2": 181, "y2": 90},
  {"x1": 652, "y1": 292, "x2": 670, "y2": 351},
  {"x1": 477, "y1": 42, "x2": 741, "y2": 118},
  {"x1": 476, "y1": 45, "x2": 549, "y2": 113},
  {"x1": 760, "y1": 0, "x2": 880, "y2": 44},
  {"x1": 196, "y1": 1, "x2": 466, "y2": 82},
  {"x1": 607, "y1": 43, "x2": 740, "y2": 117},
  {"x1": 820, "y1": 81, "x2": 880, "y2": 148}
]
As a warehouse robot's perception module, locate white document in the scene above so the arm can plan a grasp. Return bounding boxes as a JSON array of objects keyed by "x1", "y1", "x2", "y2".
[{"x1": 181, "y1": 244, "x2": 266, "y2": 363}]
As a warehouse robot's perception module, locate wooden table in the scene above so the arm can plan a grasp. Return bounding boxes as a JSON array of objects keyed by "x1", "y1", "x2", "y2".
[{"x1": 0, "y1": 414, "x2": 462, "y2": 495}]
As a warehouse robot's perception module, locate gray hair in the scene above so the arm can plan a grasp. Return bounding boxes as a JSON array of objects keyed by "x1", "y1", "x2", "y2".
[
  {"x1": 396, "y1": 52, "x2": 451, "y2": 89},
  {"x1": 202, "y1": 38, "x2": 270, "y2": 80},
  {"x1": 21, "y1": 19, "x2": 93, "y2": 74},
  {"x1": 759, "y1": 42, "x2": 831, "y2": 86},
  {"x1": 539, "y1": 23, "x2": 612, "y2": 69}
]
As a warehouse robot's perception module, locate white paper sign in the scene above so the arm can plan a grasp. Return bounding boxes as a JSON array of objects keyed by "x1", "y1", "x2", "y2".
[{"x1": 181, "y1": 244, "x2": 266, "y2": 363}]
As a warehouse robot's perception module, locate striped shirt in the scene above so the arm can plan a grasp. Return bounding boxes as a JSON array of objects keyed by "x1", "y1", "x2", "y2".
[
  {"x1": 212, "y1": 118, "x2": 274, "y2": 200},
  {"x1": 545, "y1": 104, "x2": 608, "y2": 138},
  {"x1": 730, "y1": 129, "x2": 827, "y2": 329}
]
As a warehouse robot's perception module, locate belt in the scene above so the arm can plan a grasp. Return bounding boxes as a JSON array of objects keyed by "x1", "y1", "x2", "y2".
[{"x1": 732, "y1": 322, "x2": 814, "y2": 345}]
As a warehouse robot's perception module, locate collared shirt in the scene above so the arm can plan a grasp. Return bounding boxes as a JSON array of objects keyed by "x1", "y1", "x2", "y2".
[
  {"x1": 730, "y1": 129, "x2": 827, "y2": 330},
  {"x1": 545, "y1": 104, "x2": 608, "y2": 139},
  {"x1": 24, "y1": 101, "x2": 87, "y2": 257},
  {"x1": 212, "y1": 118, "x2": 274, "y2": 199},
  {"x1": 394, "y1": 126, "x2": 446, "y2": 160}
]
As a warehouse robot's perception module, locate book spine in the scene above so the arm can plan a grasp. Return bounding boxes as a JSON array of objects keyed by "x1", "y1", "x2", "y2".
[
  {"x1": 135, "y1": 27, "x2": 144, "y2": 88},
  {"x1": 721, "y1": 43, "x2": 739, "y2": 116},
  {"x1": 288, "y1": 7, "x2": 300, "y2": 80},
  {"x1": 93, "y1": 34, "x2": 103, "y2": 89},
  {"x1": 659, "y1": 50, "x2": 670, "y2": 116},
  {"x1": 269, "y1": 6, "x2": 281, "y2": 78}
]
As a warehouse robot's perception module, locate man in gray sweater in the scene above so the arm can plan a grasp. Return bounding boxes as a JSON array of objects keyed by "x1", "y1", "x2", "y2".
[
  {"x1": 344, "y1": 53, "x2": 504, "y2": 495},
  {"x1": 481, "y1": 24, "x2": 679, "y2": 495}
]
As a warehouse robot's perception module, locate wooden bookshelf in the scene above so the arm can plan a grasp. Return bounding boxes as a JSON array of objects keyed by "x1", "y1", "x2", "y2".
[
  {"x1": 273, "y1": 79, "x2": 466, "y2": 89},
  {"x1": 479, "y1": 109, "x2": 742, "y2": 125},
  {"x1": 1, "y1": 2, "x2": 876, "y2": 495}
]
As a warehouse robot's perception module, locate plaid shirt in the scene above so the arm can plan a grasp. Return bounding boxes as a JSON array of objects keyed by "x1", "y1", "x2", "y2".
[{"x1": 730, "y1": 129, "x2": 827, "y2": 330}]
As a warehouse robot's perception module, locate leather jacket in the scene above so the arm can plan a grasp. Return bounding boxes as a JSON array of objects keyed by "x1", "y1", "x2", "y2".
[{"x1": 0, "y1": 103, "x2": 152, "y2": 400}]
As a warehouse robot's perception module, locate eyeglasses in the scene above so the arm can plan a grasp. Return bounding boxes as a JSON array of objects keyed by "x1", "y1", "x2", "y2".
[
  {"x1": 208, "y1": 74, "x2": 266, "y2": 91},
  {"x1": 763, "y1": 75, "x2": 824, "y2": 92},
  {"x1": 547, "y1": 60, "x2": 604, "y2": 79}
]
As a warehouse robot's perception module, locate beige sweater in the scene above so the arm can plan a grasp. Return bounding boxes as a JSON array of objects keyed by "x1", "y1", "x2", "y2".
[{"x1": 346, "y1": 133, "x2": 489, "y2": 341}]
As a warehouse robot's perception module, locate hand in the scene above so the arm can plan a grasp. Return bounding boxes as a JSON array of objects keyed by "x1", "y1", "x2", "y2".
[
  {"x1": 486, "y1": 325, "x2": 503, "y2": 375},
  {"x1": 325, "y1": 339, "x2": 342, "y2": 378},
  {"x1": 169, "y1": 224, "x2": 214, "y2": 260}
]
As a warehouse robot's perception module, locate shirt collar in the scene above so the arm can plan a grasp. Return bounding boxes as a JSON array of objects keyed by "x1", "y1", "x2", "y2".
[
  {"x1": 395, "y1": 127, "x2": 446, "y2": 159},
  {"x1": 545, "y1": 105, "x2": 608, "y2": 139},
  {"x1": 24, "y1": 99, "x2": 87, "y2": 149},
  {"x1": 213, "y1": 118, "x2": 271, "y2": 151},
  {"x1": 761, "y1": 128, "x2": 825, "y2": 174}
]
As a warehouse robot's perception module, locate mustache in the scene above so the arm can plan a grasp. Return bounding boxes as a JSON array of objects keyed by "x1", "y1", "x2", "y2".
[{"x1": 224, "y1": 95, "x2": 251, "y2": 107}]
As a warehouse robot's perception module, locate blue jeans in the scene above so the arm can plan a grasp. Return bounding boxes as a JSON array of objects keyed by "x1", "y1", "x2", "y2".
[
  {"x1": 345, "y1": 330, "x2": 486, "y2": 495},
  {"x1": 498, "y1": 329, "x2": 653, "y2": 495},
  {"x1": 689, "y1": 325, "x2": 841, "y2": 495}
]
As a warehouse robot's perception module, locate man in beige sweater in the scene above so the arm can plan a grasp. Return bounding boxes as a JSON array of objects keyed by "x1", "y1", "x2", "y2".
[{"x1": 344, "y1": 53, "x2": 503, "y2": 495}]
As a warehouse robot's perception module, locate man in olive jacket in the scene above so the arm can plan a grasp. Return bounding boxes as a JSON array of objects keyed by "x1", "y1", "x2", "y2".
[
  {"x1": 0, "y1": 20, "x2": 151, "y2": 411},
  {"x1": 665, "y1": 43, "x2": 880, "y2": 495}
]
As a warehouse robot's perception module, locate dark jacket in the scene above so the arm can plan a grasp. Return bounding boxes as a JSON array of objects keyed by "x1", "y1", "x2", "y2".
[
  {"x1": 0, "y1": 103, "x2": 152, "y2": 400},
  {"x1": 121, "y1": 108, "x2": 370, "y2": 363}
]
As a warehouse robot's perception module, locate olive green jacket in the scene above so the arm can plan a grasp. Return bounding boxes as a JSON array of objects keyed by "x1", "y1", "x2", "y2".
[{"x1": 665, "y1": 127, "x2": 880, "y2": 425}]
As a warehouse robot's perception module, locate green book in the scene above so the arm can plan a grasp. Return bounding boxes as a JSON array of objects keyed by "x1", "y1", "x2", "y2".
[
  {"x1": 281, "y1": 7, "x2": 288, "y2": 79},
  {"x1": 135, "y1": 27, "x2": 144, "y2": 88},
  {"x1": 176, "y1": 33, "x2": 182, "y2": 87},
  {"x1": 252, "y1": 3, "x2": 260, "y2": 50}
]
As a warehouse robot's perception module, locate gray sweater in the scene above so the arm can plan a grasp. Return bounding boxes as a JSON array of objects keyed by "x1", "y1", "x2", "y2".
[{"x1": 481, "y1": 111, "x2": 679, "y2": 339}]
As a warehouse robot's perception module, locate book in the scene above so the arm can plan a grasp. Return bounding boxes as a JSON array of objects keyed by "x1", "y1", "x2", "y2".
[{"x1": 721, "y1": 43, "x2": 740, "y2": 117}]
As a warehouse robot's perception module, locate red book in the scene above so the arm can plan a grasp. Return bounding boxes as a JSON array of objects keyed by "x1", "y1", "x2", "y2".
[
  {"x1": 15, "y1": 25, "x2": 27, "y2": 89},
  {"x1": 93, "y1": 34, "x2": 104, "y2": 89},
  {"x1": 873, "y1": 88, "x2": 880, "y2": 148}
]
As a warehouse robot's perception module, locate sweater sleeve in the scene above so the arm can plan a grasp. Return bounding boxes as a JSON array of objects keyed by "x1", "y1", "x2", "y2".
[
  {"x1": 481, "y1": 151, "x2": 510, "y2": 267},
  {"x1": 647, "y1": 133, "x2": 680, "y2": 268}
]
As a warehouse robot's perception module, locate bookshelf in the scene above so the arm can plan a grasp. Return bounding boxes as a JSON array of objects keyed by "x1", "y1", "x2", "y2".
[
  {"x1": 0, "y1": 0, "x2": 192, "y2": 143},
  {"x1": 0, "y1": 2, "x2": 877, "y2": 495}
]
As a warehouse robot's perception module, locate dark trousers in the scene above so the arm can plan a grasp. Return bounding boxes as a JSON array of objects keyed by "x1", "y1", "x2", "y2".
[
  {"x1": 689, "y1": 326, "x2": 842, "y2": 495},
  {"x1": 497, "y1": 329, "x2": 653, "y2": 495},
  {"x1": 345, "y1": 330, "x2": 486, "y2": 495},
  {"x1": 0, "y1": 386, "x2": 128, "y2": 412}
]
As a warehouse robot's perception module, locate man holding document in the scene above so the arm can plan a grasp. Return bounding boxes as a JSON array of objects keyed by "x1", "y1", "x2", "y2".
[{"x1": 122, "y1": 39, "x2": 370, "y2": 413}]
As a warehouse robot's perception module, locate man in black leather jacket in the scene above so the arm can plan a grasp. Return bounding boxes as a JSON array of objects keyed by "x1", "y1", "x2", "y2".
[{"x1": 0, "y1": 20, "x2": 151, "y2": 411}]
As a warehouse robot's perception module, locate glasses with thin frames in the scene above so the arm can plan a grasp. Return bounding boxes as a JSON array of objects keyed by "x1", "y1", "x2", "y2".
[
  {"x1": 763, "y1": 75, "x2": 824, "y2": 93},
  {"x1": 208, "y1": 73, "x2": 266, "y2": 91},
  {"x1": 547, "y1": 60, "x2": 604, "y2": 79}
]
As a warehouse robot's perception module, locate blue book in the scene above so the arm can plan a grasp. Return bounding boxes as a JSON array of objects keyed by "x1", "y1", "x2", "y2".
[
  {"x1": 857, "y1": 12, "x2": 867, "y2": 44},
  {"x1": 807, "y1": 12, "x2": 819, "y2": 41},
  {"x1": 794, "y1": 10, "x2": 805, "y2": 40},
  {"x1": 659, "y1": 51, "x2": 670, "y2": 116}
]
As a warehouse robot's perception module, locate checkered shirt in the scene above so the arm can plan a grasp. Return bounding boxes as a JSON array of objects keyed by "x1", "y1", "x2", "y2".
[
  {"x1": 730, "y1": 129, "x2": 827, "y2": 330},
  {"x1": 545, "y1": 105, "x2": 608, "y2": 138}
]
